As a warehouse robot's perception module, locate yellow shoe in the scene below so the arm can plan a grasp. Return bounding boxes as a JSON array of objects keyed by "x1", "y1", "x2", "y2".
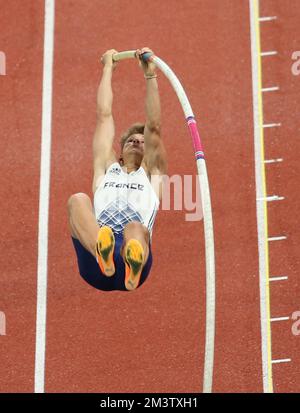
[
  {"x1": 96, "y1": 226, "x2": 115, "y2": 277},
  {"x1": 124, "y1": 239, "x2": 145, "y2": 291}
]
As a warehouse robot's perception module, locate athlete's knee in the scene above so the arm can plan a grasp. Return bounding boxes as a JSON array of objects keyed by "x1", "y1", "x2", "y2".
[
  {"x1": 124, "y1": 221, "x2": 149, "y2": 240},
  {"x1": 67, "y1": 193, "x2": 91, "y2": 214},
  {"x1": 124, "y1": 221, "x2": 145, "y2": 231}
]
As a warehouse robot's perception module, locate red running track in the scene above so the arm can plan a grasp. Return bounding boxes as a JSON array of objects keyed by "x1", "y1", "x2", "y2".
[{"x1": 0, "y1": 0, "x2": 299, "y2": 393}]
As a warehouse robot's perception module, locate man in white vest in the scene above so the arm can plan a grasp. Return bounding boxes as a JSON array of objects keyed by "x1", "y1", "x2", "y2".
[{"x1": 68, "y1": 47, "x2": 167, "y2": 291}]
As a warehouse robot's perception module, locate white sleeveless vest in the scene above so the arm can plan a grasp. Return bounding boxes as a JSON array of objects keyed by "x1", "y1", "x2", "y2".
[{"x1": 94, "y1": 163, "x2": 159, "y2": 236}]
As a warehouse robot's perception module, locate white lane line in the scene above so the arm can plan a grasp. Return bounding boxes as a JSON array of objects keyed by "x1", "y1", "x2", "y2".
[
  {"x1": 257, "y1": 195, "x2": 285, "y2": 202},
  {"x1": 259, "y1": 16, "x2": 277, "y2": 22},
  {"x1": 268, "y1": 236, "x2": 287, "y2": 241},
  {"x1": 263, "y1": 123, "x2": 281, "y2": 128},
  {"x1": 35, "y1": 0, "x2": 55, "y2": 394},
  {"x1": 264, "y1": 158, "x2": 283, "y2": 164},
  {"x1": 270, "y1": 317, "x2": 290, "y2": 322},
  {"x1": 271, "y1": 358, "x2": 291, "y2": 364},
  {"x1": 261, "y1": 86, "x2": 280, "y2": 92},
  {"x1": 261, "y1": 51, "x2": 278, "y2": 57},
  {"x1": 269, "y1": 276, "x2": 288, "y2": 282},
  {"x1": 249, "y1": 0, "x2": 273, "y2": 394}
]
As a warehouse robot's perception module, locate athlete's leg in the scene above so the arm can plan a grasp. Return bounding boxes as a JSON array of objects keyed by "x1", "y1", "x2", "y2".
[
  {"x1": 121, "y1": 222, "x2": 150, "y2": 290},
  {"x1": 122, "y1": 221, "x2": 150, "y2": 264},
  {"x1": 67, "y1": 193, "x2": 99, "y2": 258}
]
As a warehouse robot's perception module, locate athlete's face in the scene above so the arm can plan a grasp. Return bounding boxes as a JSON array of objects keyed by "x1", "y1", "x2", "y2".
[{"x1": 123, "y1": 134, "x2": 145, "y2": 156}]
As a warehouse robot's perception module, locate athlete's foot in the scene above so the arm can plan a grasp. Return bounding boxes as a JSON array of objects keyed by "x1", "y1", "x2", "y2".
[
  {"x1": 124, "y1": 239, "x2": 145, "y2": 291},
  {"x1": 96, "y1": 226, "x2": 115, "y2": 277}
]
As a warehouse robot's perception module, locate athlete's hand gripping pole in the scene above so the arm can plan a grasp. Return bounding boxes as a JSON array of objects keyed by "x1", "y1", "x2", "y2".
[{"x1": 111, "y1": 50, "x2": 153, "y2": 62}]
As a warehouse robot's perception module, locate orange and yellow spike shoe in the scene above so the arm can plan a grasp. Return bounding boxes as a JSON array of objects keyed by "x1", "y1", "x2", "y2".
[
  {"x1": 124, "y1": 239, "x2": 145, "y2": 291},
  {"x1": 96, "y1": 226, "x2": 115, "y2": 277}
]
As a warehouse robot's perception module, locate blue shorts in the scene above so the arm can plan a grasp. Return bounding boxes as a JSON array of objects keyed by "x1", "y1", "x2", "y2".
[{"x1": 71, "y1": 232, "x2": 153, "y2": 292}]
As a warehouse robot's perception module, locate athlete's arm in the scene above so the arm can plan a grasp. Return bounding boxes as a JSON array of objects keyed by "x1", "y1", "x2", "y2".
[
  {"x1": 92, "y1": 49, "x2": 118, "y2": 193},
  {"x1": 137, "y1": 48, "x2": 167, "y2": 176}
]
